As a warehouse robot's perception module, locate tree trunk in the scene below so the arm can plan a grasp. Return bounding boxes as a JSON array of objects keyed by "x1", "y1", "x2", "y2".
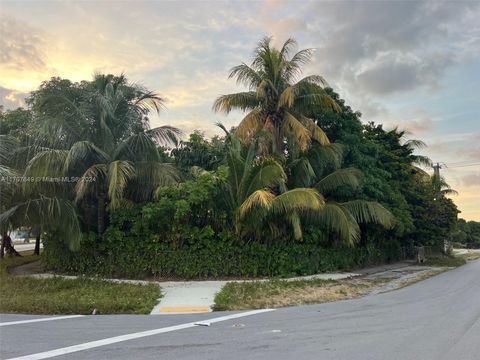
[
  {"x1": 2, "y1": 232, "x2": 21, "y2": 257},
  {"x1": 97, "y1": 192, "x2": 106, "y2": 236},
  {"x1": 0, "y1": 232, "x2": 5, "y2": 258},
  {"x1": 34, "y1": 225, "x2": 41, "y2": 255}
]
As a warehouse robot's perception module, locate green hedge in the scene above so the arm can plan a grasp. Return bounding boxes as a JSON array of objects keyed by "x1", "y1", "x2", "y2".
[
  {"x1": 43, "y1": 227, "x2": 399, "y2": 279},
  {"x1": 42, "y1": 175, "x2": 402, "y2": 279}
]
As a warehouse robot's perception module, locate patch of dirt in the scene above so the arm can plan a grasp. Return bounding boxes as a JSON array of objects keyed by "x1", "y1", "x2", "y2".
[{"x1": 8, "y1": 260, "x2": 46, "y2": 275}]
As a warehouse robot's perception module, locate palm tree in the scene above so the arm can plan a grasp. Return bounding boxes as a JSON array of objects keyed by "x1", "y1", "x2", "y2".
[
  {"x1": 431, "y1": 174, "x2": 458, "y2": 200},
  {"x1": 220, "y1": 128, "x2": 323, "y2": 240},
  {"x1": 25, "y1": 74, "x2": 181, "y2": 235},
  {"x1": 0, "y1": 135, "x2": 82, "y2": 253},
  {"x1": 289, "y1": 143, "x2": 396, "y2": 245},
  {"x1": 213, "y1": 37, "x2": 339, "y2": 156}
]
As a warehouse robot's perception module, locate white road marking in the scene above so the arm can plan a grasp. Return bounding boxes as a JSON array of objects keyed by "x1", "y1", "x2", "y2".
[
  {"x1": 0, "y1": 315, "x2": 84, "y2": 327},
  {"x1": 6, "y1": 309, "x2": 275, "y2": 360}
]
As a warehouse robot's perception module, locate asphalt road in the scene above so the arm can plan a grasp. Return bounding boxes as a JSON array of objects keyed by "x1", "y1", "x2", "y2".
[{"x1": 1, "y1": 260, "x2": 479, "y2": 360}]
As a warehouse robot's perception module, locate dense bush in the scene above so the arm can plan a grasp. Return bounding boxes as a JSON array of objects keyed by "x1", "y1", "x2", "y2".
[
  {"x1": 43, "y1": 230, "x2": 400, "y2": 279},
  {"x1": 43, "y1": 198, "x2": 403, "y2": 279}
]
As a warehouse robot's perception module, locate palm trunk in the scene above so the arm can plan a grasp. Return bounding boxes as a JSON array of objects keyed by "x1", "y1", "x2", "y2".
[
  {"x1": 0, "y1": 231, "x2": 5, "y2": 258},
  {"x1": 97, "y1": 191, "x2": 106, "y2": 236},
  {"x1": 2, "y1": 232, "x2": 21, "y2": 257},
  {"x1": 34, "y1": 225, "x2": 41, "y2": 255}
]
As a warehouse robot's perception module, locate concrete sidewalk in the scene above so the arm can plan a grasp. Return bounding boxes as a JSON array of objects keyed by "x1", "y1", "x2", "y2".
[{"x1": 151, "y1": 272, "x2": 359, "y2": 315}]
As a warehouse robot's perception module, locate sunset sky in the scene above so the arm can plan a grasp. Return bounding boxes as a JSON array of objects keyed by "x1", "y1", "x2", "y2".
[{"x1": 1, "y1": 0, "x2": 479, "y2": 220}]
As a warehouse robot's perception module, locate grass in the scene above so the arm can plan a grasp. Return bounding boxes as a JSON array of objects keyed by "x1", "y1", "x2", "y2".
[
  {"x1": 213, "y1": 278, "x2": 382, "y2": 311},
  {"x1": 396, "y1": 269, "x2": 448, "y2": 289},
  {"x1": 459, "y1": 252, "x2": 480, "y2": 261},
  {"x1": 422, "y1": 255, "x2": 466, "y2": 267},
  {"x1": 0, "y1": 255, "x2": 161, "y2": 315}
]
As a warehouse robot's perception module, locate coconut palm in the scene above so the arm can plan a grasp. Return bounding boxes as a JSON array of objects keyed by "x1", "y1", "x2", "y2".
[
  {"x1": 288, "y1": 143, "x2": 396, "y2": 245},
  {"x1": 0, "y1": 134, "x2": 82, "y2": 253},
  {"x1": 221, "y1": 129, "x2": 323, "y2": 240},
  {"x1": 213, "y1": 37, "x2": 339, "y2": 156},
  {"x1": 25, "y1": 74, "x2": 181, "y2": 235}
]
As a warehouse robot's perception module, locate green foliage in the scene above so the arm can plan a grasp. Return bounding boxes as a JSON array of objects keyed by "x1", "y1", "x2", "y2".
[
  {"x1": 171, "y1": 131, "x2": 225, "y2": 172},
  {"x1": 1, "y1": 38, "x2": 463, "y2": 279},
  {"x1": 422, "y1": 255, "x2": 466, "y2": 267},
  {"x1": 454, "y1": 219, "x2": 480, "y2": 247},
  {"x1": 43, "y1": 228, "x2": 399, "y2": 279},
  {"x1": 43, "y1": 180, "x2": 402, "y2": 278}
]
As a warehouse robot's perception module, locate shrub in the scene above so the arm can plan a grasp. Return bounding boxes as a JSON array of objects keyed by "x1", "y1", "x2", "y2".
[{"x1": 42, "y1": 171, "x2": 403, "y2": 279}]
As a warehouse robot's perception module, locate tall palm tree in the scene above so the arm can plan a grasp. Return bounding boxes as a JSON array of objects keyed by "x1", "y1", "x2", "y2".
[
  {"x1": 25, "y1": 74, "x2": 181, "y2": 235},
  {"x1": 213, "y1": 37, "x2": 340, "y2": 156}
]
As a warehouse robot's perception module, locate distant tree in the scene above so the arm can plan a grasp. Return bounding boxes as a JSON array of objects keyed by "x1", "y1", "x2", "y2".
[{"x1": 172, "y1": 131, "x2": 225, "y2": 172}]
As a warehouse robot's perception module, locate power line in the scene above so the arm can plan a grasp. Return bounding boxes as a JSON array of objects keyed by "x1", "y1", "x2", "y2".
[{"x1": 446, "y1": 163, "x2": 480, "y2": 168}]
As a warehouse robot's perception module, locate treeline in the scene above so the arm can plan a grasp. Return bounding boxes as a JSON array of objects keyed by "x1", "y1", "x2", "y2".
[{"x1": 0, "y1": 38, "x2": 463, "y2": 277}]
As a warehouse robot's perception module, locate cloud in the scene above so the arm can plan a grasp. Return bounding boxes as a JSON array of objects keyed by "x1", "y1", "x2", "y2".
[
  {"x1": 0, "y1": 15, "x2": 47, "y2": 72},
  {"x1": 355, "y1": 53, "x2": 454, "y2": 95},
  {"x1": 307, "y1": 1, "x2": 479, "y2": 96},
  {"x1": 0, "y1": 86, "x2": 28, "y2": 109},
  {"x1": 462, "y1": 173, "x2": 480, "y2": 187},
  {"x1": 400, "y1": 116, "x2": 434, "y2": 134}
]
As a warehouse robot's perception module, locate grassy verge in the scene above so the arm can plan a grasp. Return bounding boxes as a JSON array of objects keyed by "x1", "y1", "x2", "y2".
[
  {"x1": 0, "y1": 255, "x2": 161, "y2": 315},
  {"x1": 213, "y1": 278, "x2": 382, "y2": 311},
  {"x1": 460, "y1": 252, "x2": 480, "y2": 261},
  {"x1": 396, "y1": 269, "x2": 449, "y2": 289},
  {"x1": 422, "y1": 255, "x2": 466, "y2": 267}
]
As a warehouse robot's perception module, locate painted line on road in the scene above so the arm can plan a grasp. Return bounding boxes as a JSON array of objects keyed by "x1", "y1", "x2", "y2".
[
  {"x1": 0, "y1": 315, "x2": 84, "y2": 327},
  {"x1": 6, "y1": 309, "x2": 275, "y2": 360},
  {"x1": 159, "y1": 306, "x2": 210, "y2": 313}
]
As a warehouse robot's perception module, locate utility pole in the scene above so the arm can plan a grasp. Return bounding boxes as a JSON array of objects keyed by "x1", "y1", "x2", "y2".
[{"x1": 433, "y1": 162, "x2": 442, "y2": 177}]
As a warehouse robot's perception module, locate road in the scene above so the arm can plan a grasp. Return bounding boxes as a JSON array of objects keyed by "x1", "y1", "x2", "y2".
[
  {"x1": 11, "y1": 243, "x2": 42, "y2": 253},
  {"x1": 1, "y1": 260, "x2": 479, "y2": 360}
]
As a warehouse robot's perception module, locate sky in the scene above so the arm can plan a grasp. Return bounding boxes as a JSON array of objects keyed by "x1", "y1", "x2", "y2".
[{"x1": 0, "y1": 0, "x2": 479, "y2": 220}]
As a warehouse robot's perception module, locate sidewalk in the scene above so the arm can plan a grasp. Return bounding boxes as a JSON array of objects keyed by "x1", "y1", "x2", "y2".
[
  {"x1": 151, "y1": 272, "x2": 359, "y2": 315},
  {"x1": 11, "y1": 260, "x2": 432, "y2": 315}
]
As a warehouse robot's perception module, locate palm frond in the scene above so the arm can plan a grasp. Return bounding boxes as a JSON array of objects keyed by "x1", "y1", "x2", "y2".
[
  {"x1": 277, "y1": 86, "x2": 295, "y2": 109},
  {"x1": 212, "y1": 92, "x2": 260, "y2": 114},
  {"x1": 240, "y1": 158, "x2": 286, "y2": 200},
  {"x1": 235, "y1": 109, "x2": 264, "y2": 142},
  {"x1": 413, "y1": 155, "x2": 432, "y2": 168},
  {"x1": 133, "y1": 90, "x2": 166, "y2": 114},
  {"x1": 228, "y1": 63, "x2": 262, "y2": 89},
  {"x1": 405, "y1": 139, "x2": 427, "y2": 149},
  {"x1": 75, "y1": 164, "x2": 107, "y2": 202},
  {"x1": 147, "y1": 126, "x2": 182, "y2": 146},
  {"x1": 107, "y1": 160, "x2": 135, "y2": 210},
  {"x1": 289, "y1": 157, "x2": 316, "y2": 188},
  {"x1": 301, "y1": 116, "x2": 330, "y2": 145},
  {"x1": 341, "y1": 200, "x2": 395, "y2": 229},
  {"x1": 279, "y1": 38, "x2": 297, "y2": 60},
  {"x1": 307, "y1": 202, "x2": 360, "y2": 246},
  {"x1": 25, "y1": 149, "x2": 68, "y2": 177},
  {"x1": 239, "y1": 189, "x2": 275, "y2": 218},
  {"x1": 64, "y1": 141, "x2": 110, "y2": 172},
  {"x1": 315, "y1": 168, "x2": 362, "y2": 194},
  {"x1": 308, "y1": 143, "x2": 344, "y2": 176},
  {"x1": 282, "y1": 112, "x2": 311, "y2": 151},
  {"x1": 271, "y1": 188, "x2": 324, "y2": 215}
]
